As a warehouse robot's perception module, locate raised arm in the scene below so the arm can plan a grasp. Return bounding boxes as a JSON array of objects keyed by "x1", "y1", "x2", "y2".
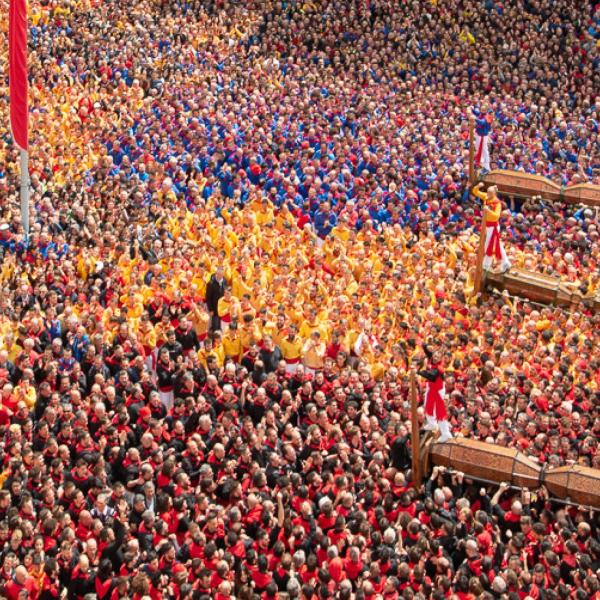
[{"x1": 471, "y1": 182, "x2": 487, "y2": 202}]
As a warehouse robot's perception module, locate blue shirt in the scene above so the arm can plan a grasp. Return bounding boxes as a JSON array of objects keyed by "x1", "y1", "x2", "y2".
[{"x1": 313, "y1": 210, "x2": 337, "y2": 238}]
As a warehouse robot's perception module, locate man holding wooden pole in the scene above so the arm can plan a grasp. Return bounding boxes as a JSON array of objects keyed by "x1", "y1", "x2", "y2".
[
  {"x1": 416, "y1": 344, "x2": 452, "y2": 443},
  {"x1": 472, "y1": 182, "x2": 511, "y2": 274}
]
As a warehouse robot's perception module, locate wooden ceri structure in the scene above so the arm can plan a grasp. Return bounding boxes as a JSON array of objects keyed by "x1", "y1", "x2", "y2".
[
  {"x1": 482, "y1": 170, "x2": 600, "y2": 207},
  {"x1": 469, "y1": 167, "x2": 600, "y2": 311},
  {"x1": 421, "y1": 437, "x2": 600, "y2": 510}
]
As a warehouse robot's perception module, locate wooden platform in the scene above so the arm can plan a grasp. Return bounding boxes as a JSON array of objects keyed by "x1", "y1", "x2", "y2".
[
  {"x1": 428, "y1": 438, "x2": 600, "y2": 509},
  {"x1": 482, "y1": 170, "x2": 600, "y2": 207},
  {"x1": 484, "y1": 268, "x2": 600, "y2": 312}
]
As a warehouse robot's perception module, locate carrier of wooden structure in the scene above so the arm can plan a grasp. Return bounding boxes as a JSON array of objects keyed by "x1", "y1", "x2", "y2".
[
  {"x1": 484, "y1": 268, "x2": 600, "y2": 312},
  {"x1": 428, "y1": 438, "x2": 600, "y2": 509},
  {"x1": 482, "y1": 170, "x2": 600, "y2": 207}
]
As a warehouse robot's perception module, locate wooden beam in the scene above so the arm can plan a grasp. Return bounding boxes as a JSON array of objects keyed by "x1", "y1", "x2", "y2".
[
  {"x1": 473, "y1": 190, "x2": 488, "y2": 296},
  {"x1": 483, "y1": 169, "x2": 600, "y2": 208},
  {"x1": 410, "y1": 370, "x2": 422, "y2": 488},
  {"x1": 485, "y1": 269, "x2": 600, "y2": 312},
  {"x1": 428, "y1": 438, "x2": 600, "y2": 509},
  {"x1": 468, "y1": 116, "x2": 475, "y2": 186}
]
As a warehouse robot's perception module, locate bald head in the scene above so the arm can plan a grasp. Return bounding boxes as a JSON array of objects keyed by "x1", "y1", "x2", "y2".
[{"x1": 15, "y1": 565, "x2": 28, "y2": 584}]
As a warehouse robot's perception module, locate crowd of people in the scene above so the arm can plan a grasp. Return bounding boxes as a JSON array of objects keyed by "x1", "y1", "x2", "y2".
[{"x1": 0, "y1": 0, "x2": 599, "y2": 598}]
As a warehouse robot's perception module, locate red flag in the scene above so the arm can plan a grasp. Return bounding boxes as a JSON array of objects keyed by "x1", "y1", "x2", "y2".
[{"x1": 9, "y1": 0, "x2": 29, "y2": 151}]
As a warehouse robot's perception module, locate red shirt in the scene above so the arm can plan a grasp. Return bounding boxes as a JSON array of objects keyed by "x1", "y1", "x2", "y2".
[
  {"x1": 344, "y1": 557, "x2": 364, "y2": 580},
  {"x1": 5, "y1": 576, "x2": 37, "y2": 600}
]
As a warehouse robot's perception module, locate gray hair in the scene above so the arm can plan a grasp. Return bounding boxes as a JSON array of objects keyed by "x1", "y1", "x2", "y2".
[
  {"x1": 287, "y1": 577, "x2": 301, "y2": 598},
  {"x1": 383, "y1": 527, "x2": 396, "y2": 545},
  {"x1": 292, "y1": 550, "x2": 306, "y2": 567},
  {"x1": 492, "y1": 576, "x2": 507, "y2": 593}
]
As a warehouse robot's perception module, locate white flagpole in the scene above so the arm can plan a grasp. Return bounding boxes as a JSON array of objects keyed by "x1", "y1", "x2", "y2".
[{"x1": 20, "y1": 148, "x2": 29, "y2": 240}]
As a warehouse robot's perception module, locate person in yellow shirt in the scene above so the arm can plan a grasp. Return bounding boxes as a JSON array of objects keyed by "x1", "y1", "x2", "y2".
[
  {"x1": 279, "y1": 325, "x2": 303, "y2": 374},
  {"x1": 189, "y1": 271, "x2": 208, "y2": 300},
  {"x1": 238, "y1": 295, "x2": 257, "y2": 321},
  {"x1": 187, "y1": 302, "x2": 210, "y2": 343},
  {"x1": 255, "y1": 198, "x2": 275, "y2": 226},
  {"x1": 102, "y1": 296, "x2": 123, "y2": 332},
  {"x1": 15, "y1": 378, "x2": 36, "y2": 410},
  {"x1": 2, "y1": 332, "x2": 22, "y2": 364},
  {"x1": 302, "y1": 331, "x2": 326, "y2": 374},
  {"x1": 459, "y1": 27, "x2": 475, "y2": 45},
  {"x1": 471, "y1": 183, "x2": 511, "y2": 273},
  {"x1": 344, "y1": 318, "x2": 363, "y2": 355},
  {"x1": 272, "y1": 313, "x2": 288, "y2": 348},
  {"x1": 222, "y1": 322, "x2": 243, "y2": 362},
  {"x1": 217, "y1": 288, "x2": 240, "y2": 331},
  {"x1": 239, "y1": 314, "x2": 262, "y2": 352},
  {"x1": 197, "y1": 337, "x2": 222, "y2": 370},
  {"x1": 154, "y1": 312, "x2": 173, "y2": 349},
  {"x1": 137, "y1": 314, "x2": 158, "y2": 370},
  {"x1": 331, "y1": 215, "x2": 352, "y2": 243},
  {"x1": 255, "y1": 307, "x2": 276, "y2": 340},
  {"x1": 30, "y1": 5, "x2": 43, "y2": 26},
  {"x1": 299, "y1": 307, "x2": 329, "y2": 342},
  {"x1": 370, "y1": 346, "x2": 387, "y2": 381},
  {"x1": 353, "y1": 325, "x2": 379, "y2": 365},
  {"x1": 231, "y1": 266, "x2": 254, "y2": 299},
  {"x1": 120, "y1": 288, "x2": 145, "y2": 322},
  {"x1": 210, "y1": 331, "x2": 225, "y2": 367},
  {"x1": 275, "y1": 203, "x2": 295, "y2": 231}
]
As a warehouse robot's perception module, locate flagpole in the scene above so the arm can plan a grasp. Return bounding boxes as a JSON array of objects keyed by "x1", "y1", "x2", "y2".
[
  {"x1": 410, "y1": 369, "x2": 422, "y2": 488},
  {"x1": 20, "y1": 149, "x2": 29, "y2": 239},
  {"x1": 468, "y1": 114, "x2": 475, "y2": 186},
  {"x1": 9, "y1": 0, "x2": 30, "y2": 240},
  {"x1": 473, "y1": 189, "x2": 487, "y2": 296}
]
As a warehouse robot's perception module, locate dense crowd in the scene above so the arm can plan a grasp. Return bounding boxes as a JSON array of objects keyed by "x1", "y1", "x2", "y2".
[{"x1": 0, "y1": 0, "x2": 599, "y2": 598}]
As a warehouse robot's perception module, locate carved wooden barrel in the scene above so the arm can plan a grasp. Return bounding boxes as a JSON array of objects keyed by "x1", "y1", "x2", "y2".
[
  {"x1": 430, "y1": 438, "x2": 541, "y2": 489},
  {"x1": 482, "y1": 170, "x2": 600, "y2": 207},
  {"x1": 429, "y1": 439, "x2": 600, "y2": 508},
  {"x1": 563, "y1": 183, "x2": 600, "y2": 208},
  {"x1": 543, "y1": 465, "x2": 600, "y2": 508},
  {"x1": 484, "y1": 269, "x2": 594, "y2": 310}
]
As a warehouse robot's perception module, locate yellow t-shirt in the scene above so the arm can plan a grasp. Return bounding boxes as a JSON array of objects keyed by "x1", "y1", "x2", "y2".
[
  {"x1": 239, "y1": 324, "x2": 261, "y2": 350},
  {"x1": 280, "y1": 337, "x2": 303, "y2": 361},
  {"x1": 222, "y1": 331, "x2": 242, "y2": 359},
  {"x1": 189, "y1": 307, "x2": 210, "y2": 339},
  {"x1": 473, "y1": 188, "x2": 501, "y2": 224},
  {"x1": 299, "y1": 320, "x2": 328, "y2": 342},
  {"x1": 232, "y1": 274, "x2": 253, "y2": 299},
  {"x1": 302, "y1": 341, "x2": 325, "y2": 369},
  {"x1": 138, "y1": 325, "x2": 157, "y2": 351},
  {"x1": 16, "y1": 383, "x2": 36, "y2": 410},
  {"x1": 217, "y1": 297, "x2": 232, "y2": 319}
]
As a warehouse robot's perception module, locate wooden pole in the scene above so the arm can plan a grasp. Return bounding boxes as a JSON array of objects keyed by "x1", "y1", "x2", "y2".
[
  {"x1": 20, "y1": 150, "x2": 30, "y2": 241},
  {"x1": 468, "y1": 116, "x2": 475, "y2": 187},
  {"x1": 410, "y1": 370, "x2": 421, "y2": 488},
  {"x1": 473, "y1": 196, "x2": 488, "y2": 297}
]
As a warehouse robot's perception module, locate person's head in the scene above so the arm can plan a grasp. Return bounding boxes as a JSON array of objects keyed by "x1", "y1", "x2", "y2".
[
  {"x1": 78, "y1": 554, "x2": 90, "y2": 574},
  {"x1": 14, "y1": 565, "x2": 28, "y2": 584}
]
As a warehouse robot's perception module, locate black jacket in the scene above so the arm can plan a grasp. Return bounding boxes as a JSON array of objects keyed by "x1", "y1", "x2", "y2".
[
  {"x1": 205, "y1": 274, "x2": 227, "y2": 313},
  {"x1": 259, "y1": 346, "x2": 283, "y2": 373}
]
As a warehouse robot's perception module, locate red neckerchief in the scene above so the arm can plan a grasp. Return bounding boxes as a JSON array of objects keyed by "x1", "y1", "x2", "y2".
[{"x1": 95, "y1": 575, "x2": 113, "y2": 599}]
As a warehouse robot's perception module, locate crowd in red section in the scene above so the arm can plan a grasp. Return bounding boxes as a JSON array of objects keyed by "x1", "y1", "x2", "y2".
[{"x1": 0, "y1": 0, "x2": 599, "y2": 599}]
